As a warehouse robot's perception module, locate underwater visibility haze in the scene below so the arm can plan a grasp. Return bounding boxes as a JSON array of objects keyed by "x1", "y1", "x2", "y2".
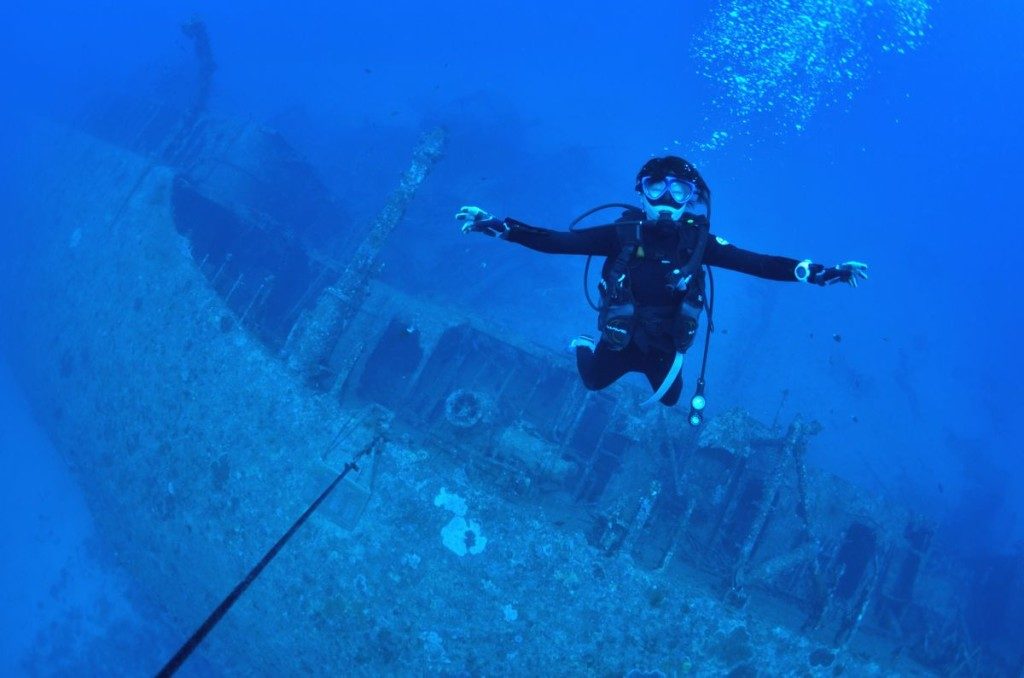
[{"x1": 0, "y1": 0, "x2": 1021, "y2": 675}]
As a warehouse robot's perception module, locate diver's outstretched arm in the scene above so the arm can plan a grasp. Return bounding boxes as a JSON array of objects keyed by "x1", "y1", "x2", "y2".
[
  {"x1": 456, "y1": 205, "x2": 618, "y2": 256},
  {"x1": 705, "y1": 234, "x2": 869, "y2": 287}
]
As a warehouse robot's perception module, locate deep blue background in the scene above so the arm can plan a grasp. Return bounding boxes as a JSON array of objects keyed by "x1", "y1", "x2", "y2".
[{"x1": 1, "y1": 0, "x2": 1020, "y2": 670}]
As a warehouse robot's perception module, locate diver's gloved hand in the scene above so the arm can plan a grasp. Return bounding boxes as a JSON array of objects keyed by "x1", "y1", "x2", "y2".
[
  {"x1": 798, "y1": 260, "x2": 869, "y2": 287},
  {"x1": 456, "y1": 206, "x2": 509, "y2": 238}
]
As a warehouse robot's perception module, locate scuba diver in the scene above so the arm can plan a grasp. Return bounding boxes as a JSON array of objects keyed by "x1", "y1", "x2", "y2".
[{"x1": 456, "y1": 156, "x2": 868, "y2": 424}]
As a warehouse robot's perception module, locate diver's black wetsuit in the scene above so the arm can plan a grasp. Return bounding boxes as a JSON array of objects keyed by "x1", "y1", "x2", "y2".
[{"x1": 503, "y1": 210, "x2": 803, "y2": 405}]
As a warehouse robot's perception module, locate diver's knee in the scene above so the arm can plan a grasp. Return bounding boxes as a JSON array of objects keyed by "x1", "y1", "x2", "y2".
[
  {"x1": 578, "y1": 372, "x2": 603, "y2": 391},
  {"x1": 659, "y1": 392, "x2": 681, "y2": 406}
]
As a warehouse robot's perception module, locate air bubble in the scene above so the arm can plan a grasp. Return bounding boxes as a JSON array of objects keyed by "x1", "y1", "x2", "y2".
[{"x1": 692, "y1": 0, "x2": 932, "y2": 150}]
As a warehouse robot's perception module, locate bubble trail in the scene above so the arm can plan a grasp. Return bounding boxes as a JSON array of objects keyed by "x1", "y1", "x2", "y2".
[{"x1": 692, "y1": 0, "x2": 932, "y2": 151}]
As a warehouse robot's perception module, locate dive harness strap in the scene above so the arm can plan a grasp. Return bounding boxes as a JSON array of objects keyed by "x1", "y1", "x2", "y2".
[
  {"x1": 678, "y1": 216, "x2": 710, "y2": 281},
  {"x1": 569, "y1": 205, "x2": 644, "y2": 312},
  {"x1": 594, "y1": 222, "x2": 642, "y2": 349},
  {"x1": 640, "y1": 351, "x2": 684, "y2": 407}
]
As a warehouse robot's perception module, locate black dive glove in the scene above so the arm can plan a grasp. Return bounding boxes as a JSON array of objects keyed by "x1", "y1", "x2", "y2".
[
  {"x1": 796, "y1": 260, "x2": 870, "y2": 287},
  {"x1": 456, "y1": 206, "x2": 510, "y2": 238}
]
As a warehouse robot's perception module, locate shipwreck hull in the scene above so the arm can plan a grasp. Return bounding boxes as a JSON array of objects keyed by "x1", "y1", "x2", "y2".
[
  {"x1": 4, "y1": 119, "x2": 1014, "y2": 676},
  {"x1": 4, "y1": 121, "x2": 363, "y2": 671},
  {"x1": 1, "y1": 122, "x2": 697, "y2": 674}
]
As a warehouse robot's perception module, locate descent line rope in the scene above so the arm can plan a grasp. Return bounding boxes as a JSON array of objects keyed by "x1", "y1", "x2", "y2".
[{"x1": 155, "y1": 426, "x2": 381, "y2": 677}]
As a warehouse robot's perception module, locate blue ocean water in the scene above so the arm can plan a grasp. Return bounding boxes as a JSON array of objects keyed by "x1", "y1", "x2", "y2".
[{"x1": 0, "y1": 0, "x2": 1020, "y2": 674}]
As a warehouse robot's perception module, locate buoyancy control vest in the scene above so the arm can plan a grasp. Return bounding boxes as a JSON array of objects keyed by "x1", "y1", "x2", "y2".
[{"x1": 596, "y1": 215, "x2": 710, "y2": 353}]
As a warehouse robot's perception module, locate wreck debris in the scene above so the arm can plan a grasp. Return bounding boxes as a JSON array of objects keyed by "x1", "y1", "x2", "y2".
[{"x1": 727, "y1": 419, "x2": 815, "y2": 603}]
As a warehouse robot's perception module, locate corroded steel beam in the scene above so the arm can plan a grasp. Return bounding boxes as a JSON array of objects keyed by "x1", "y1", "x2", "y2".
[{"x1": 286, "y1": 127, "x2": 446, "y2": 387}]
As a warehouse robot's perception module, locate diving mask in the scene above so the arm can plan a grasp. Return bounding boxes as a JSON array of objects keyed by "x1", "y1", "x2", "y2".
[{"x1": 640, "y1": 175, "x2": 697, "y2": 204}]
